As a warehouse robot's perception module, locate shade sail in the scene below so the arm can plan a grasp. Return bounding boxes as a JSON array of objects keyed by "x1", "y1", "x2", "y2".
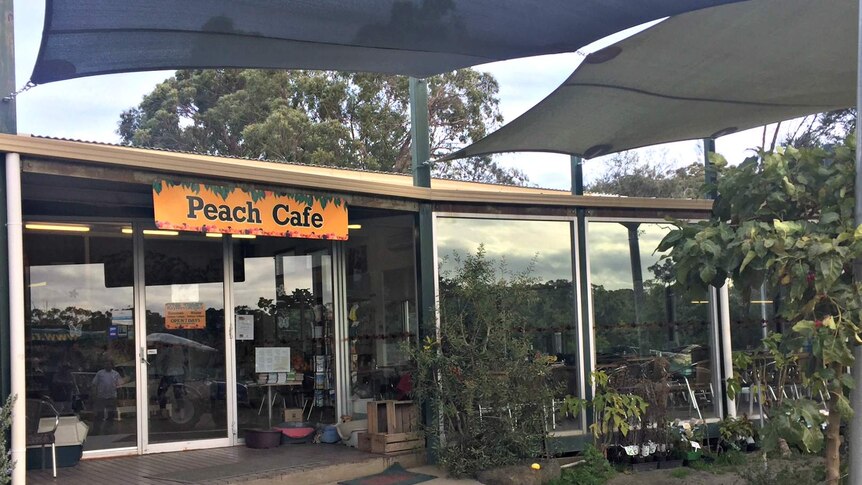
[
  {"x1": 30, "y1": 0, "x2": 746, "y2": 84},
  {"x1": 443, "y1": 0, "x2": 856, "y2": 160}
]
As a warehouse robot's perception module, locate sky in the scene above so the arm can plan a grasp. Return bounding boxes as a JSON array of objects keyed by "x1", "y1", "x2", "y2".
[{"x1": 10, "y1": 1, "x2": 805, "y2": 191}]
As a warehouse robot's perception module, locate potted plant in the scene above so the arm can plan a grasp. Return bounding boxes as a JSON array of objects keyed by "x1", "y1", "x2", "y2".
[
  {"x1": 560, "y1": 370, "x2": 648, "y2": 461},
  {"x1": 676, "y1": 419, "x2": 705, "y2": 464},
  {"x1": 719, "y1": 415, "x2": 758, "y2": 452}
]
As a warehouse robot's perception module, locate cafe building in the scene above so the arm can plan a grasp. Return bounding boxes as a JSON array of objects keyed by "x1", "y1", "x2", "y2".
[{"x1": 1, "y1": 132, "x2": 757, "y2": 463}]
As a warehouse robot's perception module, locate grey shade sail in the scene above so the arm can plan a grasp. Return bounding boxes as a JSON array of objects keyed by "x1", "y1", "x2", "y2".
[
  {"x1": 443, "y1": 0, "x2": 856, "y2": 161},
  {"x1": 30, "y1": 0, "x2": 746, "y2": 84}
]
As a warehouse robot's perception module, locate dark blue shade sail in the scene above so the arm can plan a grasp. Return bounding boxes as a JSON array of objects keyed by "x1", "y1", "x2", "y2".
[{"x1": 30, "y1": 0, "x2": 746, "y2": 84}]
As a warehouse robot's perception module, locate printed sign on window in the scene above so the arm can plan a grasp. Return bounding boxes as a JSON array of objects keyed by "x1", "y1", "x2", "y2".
[{"x1": 164, "y1": 302, "x2": 206, "y2": 330}]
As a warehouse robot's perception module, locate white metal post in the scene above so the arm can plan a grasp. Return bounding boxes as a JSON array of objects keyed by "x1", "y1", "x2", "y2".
[
  {"x1": 7, "y1": 152, "x2": 24, "y2": 484},
  {"x1": 720, "y1": 285, "x2": 736, "y2": 418}
]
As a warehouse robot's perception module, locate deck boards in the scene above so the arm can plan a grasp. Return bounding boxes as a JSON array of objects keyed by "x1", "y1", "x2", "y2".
[{"x1": 27, "y1": 444, "x2": 378, "y2": 484}]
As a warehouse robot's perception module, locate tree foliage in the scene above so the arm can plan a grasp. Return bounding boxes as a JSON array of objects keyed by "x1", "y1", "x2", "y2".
[
  {"x1": 587, "y1": 151, "x2": 704, "y2": 198},
  {"x1": 657, "y1": 138, "x2": 861, "y2": 484},
  {"x1": 409, "y1": 247, "x2": 556, "y2": 477},
  {"x1": 118, "y1": 69, "x2": 528, "y2": 185},
  {"x1": 786, "y1": 108, "x2": 856, "y2": 149}
]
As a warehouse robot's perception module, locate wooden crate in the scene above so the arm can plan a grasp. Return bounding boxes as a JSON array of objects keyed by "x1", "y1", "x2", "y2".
[
  {"x1": 370, "y1": 432, "x2": 423, "y2": 454},
  {"x1": 367, "y1": 400, "x2": 418, "y2": 434},
  {"x1": 357, "y1": 432, "x2": 371, "y2": 452}
]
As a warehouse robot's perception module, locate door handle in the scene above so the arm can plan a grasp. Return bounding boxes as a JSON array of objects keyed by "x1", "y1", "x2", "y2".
[{"x1": 141, "y1": 347, "x2": 153, "y2": 366}]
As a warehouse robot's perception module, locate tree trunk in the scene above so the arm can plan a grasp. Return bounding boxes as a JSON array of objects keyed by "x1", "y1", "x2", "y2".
[{"x1": 824, "y1": 395, "x2": 842, "y2": 485}]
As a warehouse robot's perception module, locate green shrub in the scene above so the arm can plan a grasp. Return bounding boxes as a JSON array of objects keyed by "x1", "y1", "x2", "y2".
[
  {"x1": 549, "y1": 445, "x2": 615, "y2": 485},
  {"x1": 409, "y1": 247, "x2": 558, "y2": 477},
  {"x1": 0, "y1": 394, "x2": 15, "y2": 485}
]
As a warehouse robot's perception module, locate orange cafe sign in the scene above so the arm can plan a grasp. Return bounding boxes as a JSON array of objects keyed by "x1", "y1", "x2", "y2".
[{"x1": 152, "y1": 180, "x2": 348, "y2": 240}]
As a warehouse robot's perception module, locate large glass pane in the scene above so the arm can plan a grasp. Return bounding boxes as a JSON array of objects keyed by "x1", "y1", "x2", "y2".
[
  {"x1": 232, "y1": 237, "x2": 335, "y2": 435},
  {"x1": 435, "y1": 217, "x2": 580, "y2": 433},
  {"x1": 24, "y1": 222, "x2": 137, "y2": 451},
  {"x1": 143, "y1": 231, "x2": 227, "y2": 444},
  {"x1": 344, "y1": 214, "x2": 418, "y2": 418},
  {"x1": 728, "y1": 283, "x2": 776, "y2": 418},
  {"x1": 589, "y1": 221, "x2": 715, "y2": 419}
]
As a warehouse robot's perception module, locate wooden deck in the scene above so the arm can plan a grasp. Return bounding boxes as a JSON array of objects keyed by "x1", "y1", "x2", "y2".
[{"x1": 28, "y1": 444, "x2": 424, "y2": 485}]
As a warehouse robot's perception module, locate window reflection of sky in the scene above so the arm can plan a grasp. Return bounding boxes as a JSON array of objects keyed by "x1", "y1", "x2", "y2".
[
  {"x1": 29, "y1": 263, "x2": 132, "y2": 315},
  {"x1": 436, "y1": 218, "x2": 573, "y2": 281},
  {"x1": 232, "y1": 255, "x2": 314, "y2": 309},
  {"x1": 588, "y1": 222, "x2": 675, "y2": 290}
]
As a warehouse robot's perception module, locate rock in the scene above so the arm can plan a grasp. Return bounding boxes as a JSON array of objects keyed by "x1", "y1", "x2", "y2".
[
  {"x1": 477, "y1": 459, "x2": 561, "y2": 485},
  {"x1": 778, "y1": 438, "x2": 791, "y2": 457}
]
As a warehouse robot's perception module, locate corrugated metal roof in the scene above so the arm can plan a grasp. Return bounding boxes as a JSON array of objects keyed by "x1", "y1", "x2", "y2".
[{"x1": 29, "y1": 134, "x2": 572, "y2": 194}]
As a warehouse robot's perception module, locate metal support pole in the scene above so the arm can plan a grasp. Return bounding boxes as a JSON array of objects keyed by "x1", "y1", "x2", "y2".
[
  {"x1": 848, "y1": 1, "x2": 862, "y2": 480},
  {"x1": 704, "y1": 137, "x2": 733, "y2": 418},
  {"x1": 7, "y1": 153, "x2": 24, "y2": 484},
  {"x1": 623, "y1": 222, "x2": 644, "y2": 351},
  {"x1": 409, "y1": 77, "x2": 437, "y2": 459},
  {"x1": 0, "y1": 0, "x2": 15, "y2": 405},
  {"x1": 571, "y1": 156, "x2": 593, "y2": 426}
]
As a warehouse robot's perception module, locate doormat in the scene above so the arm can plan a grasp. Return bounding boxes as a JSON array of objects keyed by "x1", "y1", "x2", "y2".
[{"x1": 339, "y1": 463, "x2": 435, "y2": 485}]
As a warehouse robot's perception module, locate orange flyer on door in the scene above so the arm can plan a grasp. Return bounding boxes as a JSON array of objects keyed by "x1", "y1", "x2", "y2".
[{"x1": 164, "y1": 302, "x2": 207, "y2": 330}]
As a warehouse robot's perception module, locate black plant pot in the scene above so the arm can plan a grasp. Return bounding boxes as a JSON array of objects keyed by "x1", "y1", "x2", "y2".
[
  {"x1": 632, "y1": 461, "x2": 659, "y2": 472},
  {"x1": 659, "y1": 459, "x2": 684, "y2": 469}
]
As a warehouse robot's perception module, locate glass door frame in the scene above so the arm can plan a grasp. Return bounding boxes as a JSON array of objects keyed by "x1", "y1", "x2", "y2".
[
  {"x1": 134, "y1": 224, "x2": 236, "y2": 454},
  {"x1": 224, "y1": 236, "x2": 346, "y2": 445}
]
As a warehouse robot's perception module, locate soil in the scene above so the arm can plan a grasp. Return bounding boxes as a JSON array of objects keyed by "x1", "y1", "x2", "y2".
[{"x1": 606, "y1": 468, "x2": 744, "y2": 485}]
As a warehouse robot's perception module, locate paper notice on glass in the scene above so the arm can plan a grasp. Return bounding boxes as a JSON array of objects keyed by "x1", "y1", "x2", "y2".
[
  {"x1": 255, "y1": 347, "x2": 291, "y2": 373},
  {"x1": 171, "y1": 284, "x2": 199, "y2": 303},
  {"x1": 236, "y1": 314, "x2": 254, "y2": 341}
]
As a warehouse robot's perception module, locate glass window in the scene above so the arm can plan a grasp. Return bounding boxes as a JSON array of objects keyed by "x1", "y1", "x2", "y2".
[
  {"x1": 24, "y1": 222, "x2": 137, "y2": 451},
  {"x1": 232, "y1": 237, "x2": 336, "y2": 433},
  {"x1": 435, "y1": 216, "x2": 580, "y2": 432},
  {"x1": 588, "y1": 221, "x2": 716, "y2": 419},
  {"x1": 728, "y1": 282, "x2": 775, "y2": 417},
  {"x1": 344, "y1": 214, "x2": 418, "y2": 418}
]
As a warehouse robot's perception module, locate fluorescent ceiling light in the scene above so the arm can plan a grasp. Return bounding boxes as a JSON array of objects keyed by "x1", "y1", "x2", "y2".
[
  {"x1": 143, "y1": 229, "x2": 179, "y2": 236},
  {"x1": 28, "y1": 282, "x2": 47, "y2": 288},
  {"x1": 121, "y1": 227, "x2": 133, "y2": 234},
  {"x1": 25, "y1": 223, "x2": 90, "y2": 232},
  {"x1": 205, "y1": 233, "x2": 223, "y2": 238},
  {"x1": 233, "y1": 234, "x2": 256, "y2": 239},
  {"x1": 347, "y1": 224, "x2": 362, "y2": 230}
]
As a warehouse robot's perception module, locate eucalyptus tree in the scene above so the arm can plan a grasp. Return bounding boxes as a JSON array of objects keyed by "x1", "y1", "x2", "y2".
[{"x1": 119, "y1": 68, "x2": 527, "y2": 185}]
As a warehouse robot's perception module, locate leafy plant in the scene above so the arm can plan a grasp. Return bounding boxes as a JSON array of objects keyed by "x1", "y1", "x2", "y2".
[
  {"x1": 408, "y1": 247, "x2": 557, "y2": 477},
  {"x1": 560, "y1": 371, "x2": 648, "y2": 454},
  {"x1": 549, "y1": 444, "x2": 615, "y2": 485},
  {"x1": 657, "y1": 138, "x2": 861, "y2": 484},
  {"x1": 760, "y1": 399, "x2": 826, "y2": 455},
  {"x1": 0, "y1": 394, "x2": 16, "y2": 485},
  {"x1": 718, "y1": 415, "x2": 757, "y2": 451}
]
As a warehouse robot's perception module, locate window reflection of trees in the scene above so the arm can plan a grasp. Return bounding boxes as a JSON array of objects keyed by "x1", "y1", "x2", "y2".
[
  {"x1": 435, "y1": 217, "x2": 580, "y2": 431},
  {"x1": 589, "y1": 221, "x2": 714, "y2": 419}
]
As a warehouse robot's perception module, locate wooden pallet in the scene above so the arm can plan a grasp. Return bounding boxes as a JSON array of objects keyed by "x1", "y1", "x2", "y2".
[{"x1": 370, "y1": 432, "x2": 423, "y2": 454}]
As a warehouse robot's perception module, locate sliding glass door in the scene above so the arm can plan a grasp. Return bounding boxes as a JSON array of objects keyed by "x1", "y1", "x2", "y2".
[{"x1": 141, "y1": 230, "x2": 230, "y2": 449}]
